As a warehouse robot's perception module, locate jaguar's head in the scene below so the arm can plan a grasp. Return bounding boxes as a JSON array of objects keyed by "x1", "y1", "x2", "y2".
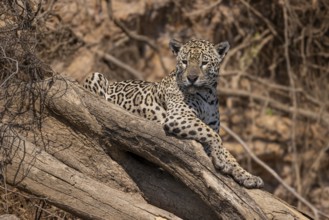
[{"x1": 169, "y1": 39, "x2": 229, "y2": 93}]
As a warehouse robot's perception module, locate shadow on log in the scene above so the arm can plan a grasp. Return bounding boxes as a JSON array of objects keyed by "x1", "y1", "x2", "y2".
[{"x1": 1, "y1": 77, "x2": 310, "y2": 220}]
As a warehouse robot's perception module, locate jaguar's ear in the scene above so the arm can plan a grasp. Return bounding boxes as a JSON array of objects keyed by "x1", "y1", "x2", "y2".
[
  {"x1": 169, "y1": 39, "x2": 182, "y2": 56},
  {"x1": 215, "y1": 41, "x2": 230, "y2": 58}
]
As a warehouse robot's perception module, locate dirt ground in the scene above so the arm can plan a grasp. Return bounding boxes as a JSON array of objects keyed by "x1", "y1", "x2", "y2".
[{"x1": 1, "y1": 0, "x2": 329, "y2": 219}]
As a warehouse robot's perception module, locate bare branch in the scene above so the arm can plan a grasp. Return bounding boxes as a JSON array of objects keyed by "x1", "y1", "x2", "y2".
[
  {"x1": 221, "y1": 123, "x2": 320, "y2": 220},
  {"x1": 283, "y1": 0, "x2": 302, "y2": 207},
  {"x1": 94, "y1": 50, "x2": 144, "y2": 80},
  {"x1": 218, "y1": 88, "x2": 329, "y2": 126},
  {"x1": 238, "y1": 0, "x2": 278, "y2": 36}
]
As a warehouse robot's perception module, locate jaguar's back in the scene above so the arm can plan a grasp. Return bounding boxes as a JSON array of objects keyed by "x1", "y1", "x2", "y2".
[{"x1": 84, "y1": 72, "x2": 167, "y2": 122}]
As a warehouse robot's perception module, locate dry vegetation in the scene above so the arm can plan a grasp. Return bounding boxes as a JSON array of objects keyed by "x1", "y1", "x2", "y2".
[{"x1": 0, "y1": 0, "x2": 329, "y2": 219}]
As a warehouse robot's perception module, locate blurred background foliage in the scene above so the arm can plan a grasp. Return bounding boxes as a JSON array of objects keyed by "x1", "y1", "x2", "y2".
[{"x1": 0, "y1": 0, "x2": 328, "y2": 219}]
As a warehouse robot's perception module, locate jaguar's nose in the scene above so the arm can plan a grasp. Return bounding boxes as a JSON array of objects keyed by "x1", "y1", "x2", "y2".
[{"x1": 187, "y1": 75, "x2": 198, "y2": 84}]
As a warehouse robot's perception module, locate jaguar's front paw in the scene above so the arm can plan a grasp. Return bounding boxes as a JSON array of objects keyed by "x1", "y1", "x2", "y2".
[
  {"x1": 211, "y1": 153, "x2": 264, "y2": 189},
  {"x1": 241, "y1": 175, "x2": 264, "y2": 189},
  {"x1": 232, "y1": 169, "x2": 264, "y2": 189}
]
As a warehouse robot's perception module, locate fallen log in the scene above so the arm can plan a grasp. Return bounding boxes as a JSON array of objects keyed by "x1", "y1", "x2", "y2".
[
  {"x1": 1, "y1": 77, "x2": 310, "y2": 219},
  {"x1": 2, "y1": 128, "x2": 179, "y2": 220}
]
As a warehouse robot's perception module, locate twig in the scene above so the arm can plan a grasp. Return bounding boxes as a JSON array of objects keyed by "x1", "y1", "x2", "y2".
[
  {"x1": 221, "y1": 29, "x2": 271, "y2": 71},
  {"x1": 106, "y1": 0, "x2": 171, "y2": 76},
  {"x1": 112, "y1": 18, "x2": 169, "y2": 74},
  {"x1": 238, "y1": 0, "x2": 278, "y2": 37},
  {"x1": 0, "y1": 185, "x2": 47, "y2": 200},
  {"x1": 283, "y1": 1, "x2": 302, "y2": 208},
  {"x1": 185, "y1": 0, "x2": 223, "y2": 18},
  {"x1": 301, "y1": 90, "x2": 324, "y2": 107},
  {"x1": 1, "y1": 166, "x2": 8, "y2": 213},
  {"x1": 221, "y1": 123, "x2": 321, "y2": 220},
  {"x1": 94, "y1": 50, "x2": 144, "y2": 80},
  {"x1": 222, "y1": 71, "x2": 324, "y2": 108},
  {"x1": 218, "y1": 88, "x2": 329, "y2": 126},
  {"x1": 240, "y1": 73, "x2": 303, "y2": 93},
  {"x1": 113, "y1": 19, "x2": 158, "y2": 51},
  {"x1": 0, "y1": 57, "x2": 19, "y2": 88},
  {"x1": 302, "y1": 145, "x2": 329, "y2": 197},
  {"x1": 34, "y1": 202, "x2": 65, "y2": 220},
  {"x1": 35, "y1": 0, "x2": 56, "y2": 22}
]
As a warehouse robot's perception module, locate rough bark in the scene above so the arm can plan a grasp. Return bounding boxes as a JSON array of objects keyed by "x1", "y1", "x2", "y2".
[
  {"x1": 2, "y1": 129, "x2": 179, "y2": 220},
  {"x1": 2, "y1": 77, "x2": 310, "y2": 220}
]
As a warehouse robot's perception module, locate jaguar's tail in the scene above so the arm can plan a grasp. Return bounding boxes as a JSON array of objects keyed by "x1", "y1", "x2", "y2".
[{"x1": 83, "y1": 72, "x2": 109, "y2": 98}]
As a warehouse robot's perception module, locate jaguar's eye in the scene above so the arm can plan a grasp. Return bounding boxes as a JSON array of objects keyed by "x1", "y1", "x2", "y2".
[
  {"x1": 182, "y1": 60, "x2": 188, "y2": 65},
  {"x1": 201, "y1": 61, "x2": 208, "y2": 66}
]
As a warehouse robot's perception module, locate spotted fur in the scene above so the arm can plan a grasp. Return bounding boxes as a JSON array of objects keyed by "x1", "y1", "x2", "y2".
[{"x1": 83, "y1": 39, "x2": 264, "y2": 188}]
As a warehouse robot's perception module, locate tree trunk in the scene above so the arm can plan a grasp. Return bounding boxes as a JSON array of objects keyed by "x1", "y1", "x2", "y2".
[{"x1": 1, "y1": 77, "x2": 310, "y2": 220}]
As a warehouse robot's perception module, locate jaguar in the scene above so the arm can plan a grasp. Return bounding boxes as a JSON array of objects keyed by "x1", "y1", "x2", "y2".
[{"x1": 83, "y1": 39, "x2": 264, "y2": 188}]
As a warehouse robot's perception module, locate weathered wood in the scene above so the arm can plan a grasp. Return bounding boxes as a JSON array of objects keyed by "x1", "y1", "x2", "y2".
[
  {"x1": 1, "y1": 81, "x2": 221, "y2": 220},
  {"x1": 1, "y1": 127, "x2": 180, "y2": 220},
  {"x1": 46, "y1": 77, "x2": 308, "y2": 219},
  {"x1": 2, "y1": 77, "x2": 310, "y2": 219}
]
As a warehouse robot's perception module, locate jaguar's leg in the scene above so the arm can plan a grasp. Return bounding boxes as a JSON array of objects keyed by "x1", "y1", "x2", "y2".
[{"x1": 163, "y1": 109, "x2": 264, "y2": 189}]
